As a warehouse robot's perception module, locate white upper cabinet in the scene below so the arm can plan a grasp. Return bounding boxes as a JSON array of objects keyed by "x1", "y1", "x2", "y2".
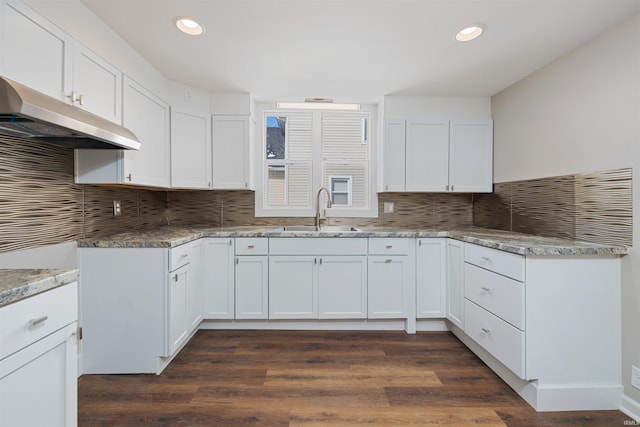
[
  {"x1": 1, "y1": 0, "x2": 72, "y2": 101},
  {"x1": 171, "y1": 109, "x2": 212, "y2": 189},
  {"x1": 382, "y1": 119, "x2": 493, "y2": 193},
  {"x1": 406, "y1": 120, "x2": 450, "y2": 192},
  {"x1": 212, "y1": 115, "x2": 253, "y2": 189},
  {"x1": 1, "y1": 1, "x2": 122, "y2": 123},
  {"x1": 75, "y1": 76, "x2": 170, "y2": 187},
  {"x1": 72, "y1": 42, "x2": 122, "y2": 123},
  {"x1": 382, "y1": 119, "x2": 406, "y2": 192},
  {"x1": 448, "y1": 120, "x2": 493, "y2": 192}
]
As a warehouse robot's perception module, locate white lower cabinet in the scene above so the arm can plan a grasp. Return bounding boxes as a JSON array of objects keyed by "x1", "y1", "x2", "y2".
[
  {"x1": 445, "y1": 239, "x2": 464, "y2": 328},
  {"x1": 235, "y1": 256, "x2": 269, "y2": 319},
  {"x1": 268, "y1": 238, "x2": 368, "y2": 320},
  {"x1": 367, "y1": 238, "x2": 411, "y2": 319},
  {"x1": 0, "y1": 283, "x2": 78, "y2": 427},
  {"x1": 458, "y1": 242, "x2": 622, "y2": 411},
  {"x1": 80, "y1": 241, "x2": 202, "y2": 374},
  {"x1": 269, "y1": 255, "x2": 318, "y2": 319},
  {"x1": 416, "y1": 238, "x2": 446, "y2": 318},
  {"x1": 318, "y1": 256, "x2": 367, "y2": 319},
  {"x1": 202, "y1": 238, "x2": 235, "y2": 319}
]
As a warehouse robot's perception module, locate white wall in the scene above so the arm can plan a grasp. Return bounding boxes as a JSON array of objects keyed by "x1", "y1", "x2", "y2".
[
  {"x1": 383, "y1": 95, "x2": 492, "y2": 120},
  {"x1": 492, "y1": 13, "x2": 640, "y2": 413}
]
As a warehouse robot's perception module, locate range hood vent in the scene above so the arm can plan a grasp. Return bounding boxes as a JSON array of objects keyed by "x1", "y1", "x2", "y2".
[{"x1": 0, "y1": 77, "x2": 140, "y2": 150}]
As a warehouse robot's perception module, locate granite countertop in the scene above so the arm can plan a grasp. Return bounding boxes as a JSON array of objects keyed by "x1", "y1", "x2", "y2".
[
  {"x1": 0, "y1": 269, "x2": 79, "y2": 308},
  {"x1": 77, "y1": 225, "x2": 629, "y2": 256}
]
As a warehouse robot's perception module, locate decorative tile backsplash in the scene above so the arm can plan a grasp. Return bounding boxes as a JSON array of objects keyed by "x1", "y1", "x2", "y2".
[
  {"x1": 0, "y1": 134, "x2": 632, "y2": 253},
  {"x1": 473, "y1": 168, "x2": 632, "y2": 246}
]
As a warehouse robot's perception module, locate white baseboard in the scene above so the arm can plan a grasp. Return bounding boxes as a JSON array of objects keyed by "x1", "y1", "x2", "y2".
[
  {"x1": 621, "y1": 394, "x2": 640, "y2": 422},
  {"x1": 199, "y1": 319, "x2": 410, "y2": 332},
  {"x1": 416, "y1": 319, "x2": 449, "y2": 331}
]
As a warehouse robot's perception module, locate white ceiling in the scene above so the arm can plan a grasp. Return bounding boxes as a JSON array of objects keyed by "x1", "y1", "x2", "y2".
[{"x1": 81, "y1": 0, "x2": 640, "y2": 103}]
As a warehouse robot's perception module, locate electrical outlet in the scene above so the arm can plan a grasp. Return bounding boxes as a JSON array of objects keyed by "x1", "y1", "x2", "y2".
[
  {"x1": 632, "y1": 366, "x2": 640, "y2": 390},
  {"x1": 113, "y1": 200, "x2": 122, "y2": 217},
  {"x1": 383, "y1": 202, "x2": 394, "y2": 213}
]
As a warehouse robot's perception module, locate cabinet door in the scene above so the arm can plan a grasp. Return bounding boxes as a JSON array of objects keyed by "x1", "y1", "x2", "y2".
[
  {"x1": 235, "y1": 255, "x2": 269, "y2": 319},
  {"x1": 186, "y1": 240, "x2": 203, "y2": 330},
  {"x1": 446, "y1": 239, "x2": 464, "y2": 328},
  {"x1": 0, "y1": 324, "x2": 77, "y2": 427},
  {"x1": 171, "y1": 109, "x2": 212, "y2": 189},
  {"x1": 318, "y1": 256, "x2": 367, "y2": 319},
  {"x1": 269, "y1": 256, "x2": 318, "y2": 319},
  {"x1": 448, "y1": 120, "x2": 493, "y2": 193},
  {"x1": 405, "y1": 120, "x2": 449, "y2": 192},
  {"x1": 368, "y1": 255, "x2": 408, "y2": 318},
  {"x1": 416, "y1": 239, "x2": 447, "y2": 318},
  {"x1": 212, "y1": 115, "x2": 250, "y2": 189},
  {"x1": 382, "y1": 119, "x2": 406, "y2": 192},
  {"x1": 1, "y1": 0, "x2": 72, "y2": 101},
  {"x1": 72, "y1": 43, "x2": 122, "y2": 123},
  {"x1": 122, "y1": 76, "x2": 170, "y2": 187},
  {"x1": 202, "y1": 238, "x2": 235, "y2": 319},
  {"x1": 168, "y1": 264, "x2": 189, "y2": 356}
]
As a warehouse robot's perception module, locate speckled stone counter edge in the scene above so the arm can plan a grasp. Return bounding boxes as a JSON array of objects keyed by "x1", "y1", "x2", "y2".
[
  {"x1": 77, "y1": 226, "x2": 629, "y2": 256},
  {"x1": 0, "y1": 269, "x2": 79, "y2": 308}
]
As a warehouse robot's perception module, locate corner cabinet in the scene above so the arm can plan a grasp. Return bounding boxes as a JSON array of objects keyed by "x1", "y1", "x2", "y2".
[
  {"x1": 0, "y1": 283, "x2": 78, "y2": 427},
  {"x1": 381, "y1": 119, "x2": 493, "y2": 193},
  {"x1": 75, "y1": 76, "x2": 170, "y2": 188},
  {"x1": 170, "y1": 108, "x2": 212, "y2": 189},
  {"x1": 445, "y1": 238, "x2": 464, "y2": 328},
  {"x1": 212, "y1": 115, "x2": 254, "y2": 189}
]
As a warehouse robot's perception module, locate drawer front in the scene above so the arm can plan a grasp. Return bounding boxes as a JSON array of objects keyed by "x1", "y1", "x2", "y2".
[
  {"x1": 269, "y1": 238, "x2": 368, "y2": 255},
  {"x1": 464, "y1": 263, "x2": 525, "y2": 330},
  {"x1": 235, "y1": 238, "x2": 268, "y2": 255},
  {"x1": 169, "y1": 243, "x2": 192, "y2": 271},
  {"x1": 368, "y1": 238, "x2": 410, "y2": 255},
  {"x1": 0, "y1": 282, "x2": 78, "y2": 360},
  {"x1": 465, "y1": 299, "x2": 525, "y2": 379},
  {"x1": 464, "y1": 243, "x2": 525, "y2": 281}
]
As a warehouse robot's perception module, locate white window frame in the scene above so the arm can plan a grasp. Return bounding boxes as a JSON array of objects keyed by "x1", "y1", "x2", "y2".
[
  {"x1": 254, "y1": 103, "x2": 378, "y2": 218},
  {"x1": 329, "y1": 175, "x2": 353, "y2": 207}
]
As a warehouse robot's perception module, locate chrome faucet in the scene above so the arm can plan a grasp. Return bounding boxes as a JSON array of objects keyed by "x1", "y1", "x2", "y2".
[{"x1": 315, "y1": 187, "x2": 332, "y2": 230}]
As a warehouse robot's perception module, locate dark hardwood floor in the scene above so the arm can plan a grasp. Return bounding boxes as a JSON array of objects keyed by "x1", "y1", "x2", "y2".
[{"x1": 78, "y1": 330, "x2": 632, "y2": 426}]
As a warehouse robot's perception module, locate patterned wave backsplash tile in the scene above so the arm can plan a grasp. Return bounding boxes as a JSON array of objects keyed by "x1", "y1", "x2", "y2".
[
  {"x1": 0, "y1": 134, "x2": 631, "y2": 252},
  {"x1": 474, "y1": 168, "x2": 632, "y2": 246}
]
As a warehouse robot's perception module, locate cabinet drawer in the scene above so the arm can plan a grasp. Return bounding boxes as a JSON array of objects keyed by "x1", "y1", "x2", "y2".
[
  {"x1": 465, "y1": 299, "x2": 525, "y2": 379},
  {"x1": 0, "y1": 282, "x2": 78, "y2": 360},
  {"x1": 368, "y1": 238, "x2": 410, "y2": 255},
  {"x1": 169, "y1": 243, "x2": 192, "y2": 271},
  {"x1": 464, "y1": 243, "x2": 525, "y2": 281},
  {"x1": 235, "y1": 238, "x2": 268, "y2": 255},
  {"x1": 269, "y1": 238, "x2": 368, "y2": 255},
  {"x1": 464, "y1": 263, "x2": 524, "y2": 330}
]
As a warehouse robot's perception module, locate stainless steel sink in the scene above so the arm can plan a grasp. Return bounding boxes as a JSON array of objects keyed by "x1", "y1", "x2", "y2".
[{"x1": 270, "y1": 225, "x2": 360, "y2": 233}]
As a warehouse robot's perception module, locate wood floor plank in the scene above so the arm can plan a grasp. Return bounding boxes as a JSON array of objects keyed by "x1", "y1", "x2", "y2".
[
  {"x1": 77, "y1": 330, "x2": 634, "y2": 426},
  {"x1": 265, "y1": 365, "x2": 442, "y2": 388},
  {"x1": 289, "y1": 407, "x2": 507, "y2": 426}
]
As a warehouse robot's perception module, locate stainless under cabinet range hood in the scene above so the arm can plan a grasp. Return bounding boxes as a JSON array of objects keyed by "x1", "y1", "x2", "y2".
[{"x1": 0, "y1": 77, "x2": 140, "y2": 150}]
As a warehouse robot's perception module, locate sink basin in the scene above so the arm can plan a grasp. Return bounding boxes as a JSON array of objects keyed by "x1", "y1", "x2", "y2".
[{"x1": 270, "y1": 225, "x2": 360, "y2": 233}]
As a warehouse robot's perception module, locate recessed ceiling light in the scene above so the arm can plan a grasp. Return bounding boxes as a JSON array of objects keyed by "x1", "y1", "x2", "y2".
[
  {"x1": 175, "y1": 17, "x2": 204, "y2": 36},
  {"x1": 455, "y1": 25, "x2": 484, "y2": 42}
]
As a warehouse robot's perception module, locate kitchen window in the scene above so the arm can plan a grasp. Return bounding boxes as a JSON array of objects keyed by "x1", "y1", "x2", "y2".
[{"x1": 257, "y1": 108, "x2": 375, "y2": 217}]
